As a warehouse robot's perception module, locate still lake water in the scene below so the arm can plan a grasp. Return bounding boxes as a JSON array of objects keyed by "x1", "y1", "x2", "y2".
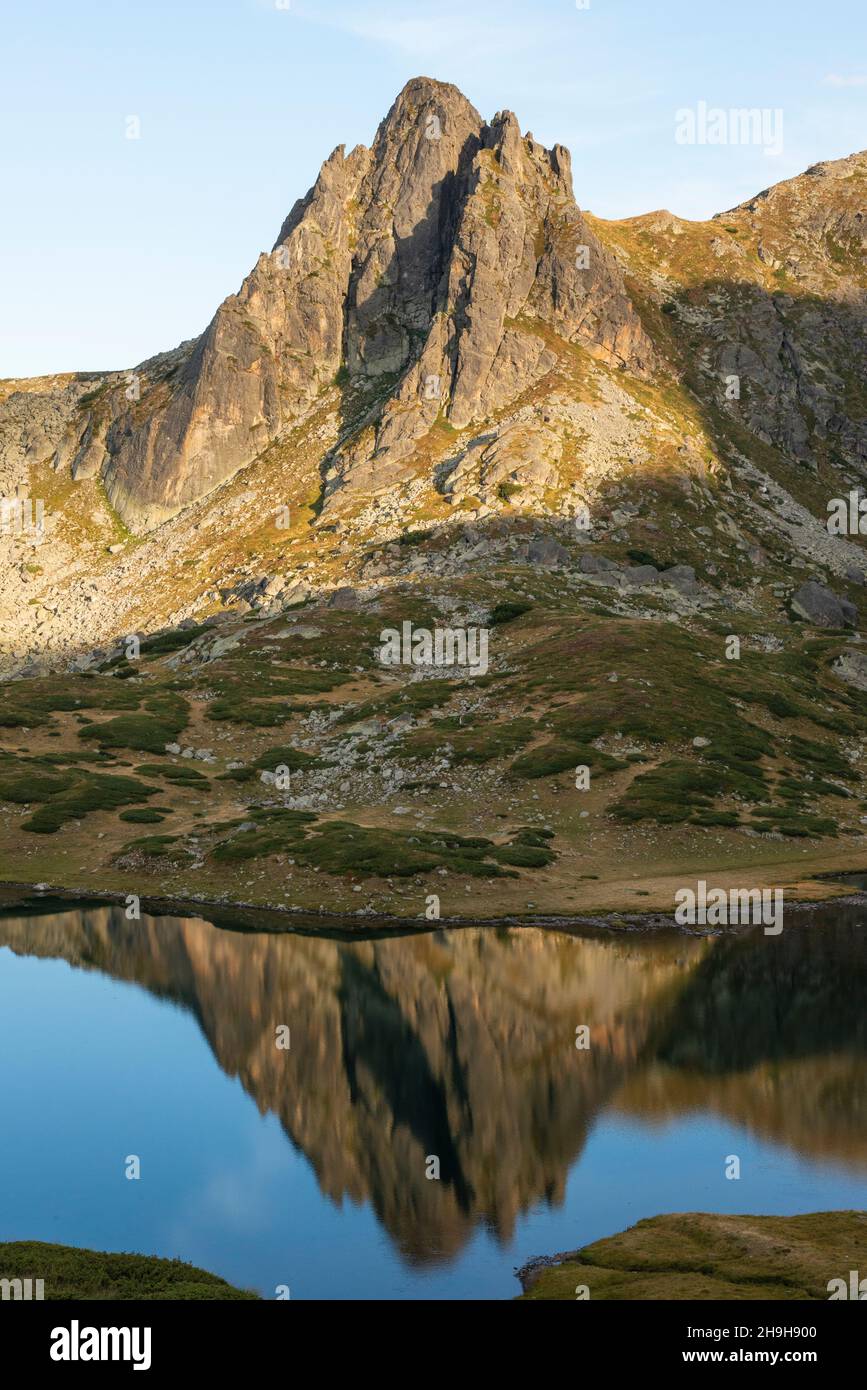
[{"x1": 1, "y1": 896, "x2": 866, "y2": 1299}]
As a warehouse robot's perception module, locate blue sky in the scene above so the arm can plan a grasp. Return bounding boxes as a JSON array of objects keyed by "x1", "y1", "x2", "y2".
[{"x1": 1, "y1": 0, "x2": 865, "y2": 378}]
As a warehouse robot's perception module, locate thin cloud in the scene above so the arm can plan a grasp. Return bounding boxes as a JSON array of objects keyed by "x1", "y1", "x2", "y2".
[
  {"x1": 823, "y1": 73, "x2": 867, "y2": 88},
  {"x1": 291, "y1": 1, "x2": 540, "y2": 60}
]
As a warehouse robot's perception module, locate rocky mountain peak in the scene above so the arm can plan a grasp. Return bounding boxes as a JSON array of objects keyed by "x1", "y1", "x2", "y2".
[
  {"x1": 9, "y1": 79, "x2": 653, "y2": 533},
  {"x1": 374, "y1": 74, "x2": 483, "y2": 143}
]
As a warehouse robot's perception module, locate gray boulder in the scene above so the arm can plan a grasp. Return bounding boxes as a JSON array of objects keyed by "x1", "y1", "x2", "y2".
[
  {"x1": 832, "y1": 649, "x2": 867, "y2": 691},
  {"x1": 622, "y1": 564, "x2": 659, "y2": 587},
  {"x1": 790, "y1": 580, "x2": 856, "y2": 628},
  {"x1": 328, "y1": 586, "x2": 359, "y2": 609},
  {"x1": 579, "y1": 553, "x2": 620, "y2": 574},
  {"x1": 661, "y1": 563, "x2": 700, "y2": 596},
  {"x1": 527, "y1": 536, "x2": 570, "y2": 568}
]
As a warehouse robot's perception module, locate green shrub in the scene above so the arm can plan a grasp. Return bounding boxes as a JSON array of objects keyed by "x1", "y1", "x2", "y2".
[
  {"x1": 489, "y1": 600, "x2": 533, "y2": 625},
  {"x1": 23, "y1": 774, "x2": 155, "y2": 833}
]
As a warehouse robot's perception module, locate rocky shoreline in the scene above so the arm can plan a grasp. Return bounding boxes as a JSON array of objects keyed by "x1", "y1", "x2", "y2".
[{"x1": 1, "y1": 876, "x2": 864, "y2": 938}]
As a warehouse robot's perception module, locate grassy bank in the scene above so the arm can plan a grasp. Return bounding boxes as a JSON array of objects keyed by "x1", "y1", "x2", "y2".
[
  {"x1": 517, "y1": 1211, "x2": 867, "y2": 1300},
  {"x1": 0, "y1": 1241, "x2": 259, "y2": 1300}
]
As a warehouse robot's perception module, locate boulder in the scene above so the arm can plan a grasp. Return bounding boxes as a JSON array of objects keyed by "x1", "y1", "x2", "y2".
[
  {"x1": 579, "y1": 554, "x2": 620, "y2": 574},
  {"x1": 661, "y1": 563, "x2": 700, "y2": 596},
  {"x1": 832, "y1": 649, "x2": 867, "y2": 691},
  {"x1": 622, "y1": 564, "x2": 659, "y2": 586},
  {"x1": 790, "y1": 580, "x2": 856, "y2": 628},
  {"x1": 527, "y1": 536, "x2": 570, "y2": 568},
  {"x1": 328, "y1": 586, "x2": 359, "y2": 609}
]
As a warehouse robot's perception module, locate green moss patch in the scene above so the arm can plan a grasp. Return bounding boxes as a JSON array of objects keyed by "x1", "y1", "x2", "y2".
[
  {"x1": 134, "y1": 762, "x2": 208, "y2": 783},
  {"x1": 0, "y1": 676, "x2": 141, "y2": 728},
  {"x1": 138, "y1": 623, "x2": 212, "y2": 657},
  {"x1": 209, "y1": 810, "x2": 555, "y2": 878},
  {"x1": 20, "y1": 772, "x2": 156, "y2": 834},
  {"x1": 489, "y1": 600, "x2": 533, "y2": 625},
  {"x1": 749, "y1": 808, "x2": 838, "y2": 837},
  {"x1": 205, "y1": 662, "x2": 351, "y2": 725},
  {"x1": 336, "y1": 679, "x2": 454, "y2": 726},
  {"x1": 79, "y1": 714, "x2": 181, "y2": 753},
  {"x1": 78, "y1": 692, "x2": 189, "y2": 753},
  {"x1": 512, "y1": 740, "x2": 625, "y2": 780},
  {"x1": 612, "y1": 758, "x2": 764, "y2": 826},
  {"x1": 118, "y1": 833, "x2": 191, "y2": 860}
]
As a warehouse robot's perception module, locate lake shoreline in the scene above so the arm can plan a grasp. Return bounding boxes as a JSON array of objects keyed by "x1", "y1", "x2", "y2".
[
  {"x1": 1, "y1": 876, "x2": 865, "y2": 938},
  {"x1": 515, "y1": 1211, "x2": 867, "y2": 1300}
]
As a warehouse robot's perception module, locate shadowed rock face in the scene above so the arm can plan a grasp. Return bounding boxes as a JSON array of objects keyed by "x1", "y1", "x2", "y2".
[
  {"x1": 45, "y1": 77, "x2": 652, "y2": 532},
  {"x1": 618, "y1": 915, "x2": 867, "y2": 1168},
  {"x1": 2, "y1": 904, "x2": 867, "y2": 1261}
]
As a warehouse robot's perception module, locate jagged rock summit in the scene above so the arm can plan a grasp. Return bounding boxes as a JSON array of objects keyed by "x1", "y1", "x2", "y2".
[{"x1": 12, "y1": 78, "x2": 654, "y2": 533}]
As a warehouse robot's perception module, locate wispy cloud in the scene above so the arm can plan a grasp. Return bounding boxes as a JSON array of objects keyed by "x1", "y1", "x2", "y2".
[
  {"x1": 823, "y1": 73, "x2": 867, "y2": 88},
  {"x1": 291, "y1": 1, "x2": 539, "y2": 60}
]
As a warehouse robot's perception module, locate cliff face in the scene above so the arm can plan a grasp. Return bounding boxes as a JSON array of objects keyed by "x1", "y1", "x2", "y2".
[{"x1": 7, "y1": 78, "x2": 652, "y2": 533}]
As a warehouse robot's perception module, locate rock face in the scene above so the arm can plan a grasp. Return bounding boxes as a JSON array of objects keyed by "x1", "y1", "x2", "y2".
[
  {"x1": 706, "y1": 153, "x2": 867, "y2": 475},
  {"x1": 100, "y1": 140, "x2": 372, "y2": 530},
  {"x1": 790, "y1": 580, "x2": 857, "y2": 628},
  {"x1": 323, "y1": 88, "x2": 653, "y2": 502},
  {"x1": 833, "y1": 648, "x2": 867, "y2": 691},
  {"x1": 0, "y1": 375, "x2": 110, "y2": 495},
  {"x1": 10, "y1": 78, "x2": 653, "y2": 533}
]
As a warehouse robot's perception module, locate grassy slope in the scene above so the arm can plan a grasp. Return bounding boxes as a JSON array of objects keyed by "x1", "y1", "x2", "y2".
[
  {"x1": 1, "y1": 588, "x2": 865, "y2": 921},
  {"x1": 518, "y1": 1211, "x2": 867, "y2": 1300},
  {"x1": 0, "y1": 1240, "x2": 259, "y2": 1300}
]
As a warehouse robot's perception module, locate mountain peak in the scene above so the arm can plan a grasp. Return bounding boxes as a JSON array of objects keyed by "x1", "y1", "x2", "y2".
[
  {"x1": 373, "y1": 76, "x2": 483, "y2": 153},
  {"x1": 34, "y1": 79, "x2": 650, "y2": 531}
]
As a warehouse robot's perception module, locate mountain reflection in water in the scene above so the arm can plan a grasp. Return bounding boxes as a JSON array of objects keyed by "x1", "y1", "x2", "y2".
[{"x1": 1, "y1": 901, "x2": 866, "y2": 1295}]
